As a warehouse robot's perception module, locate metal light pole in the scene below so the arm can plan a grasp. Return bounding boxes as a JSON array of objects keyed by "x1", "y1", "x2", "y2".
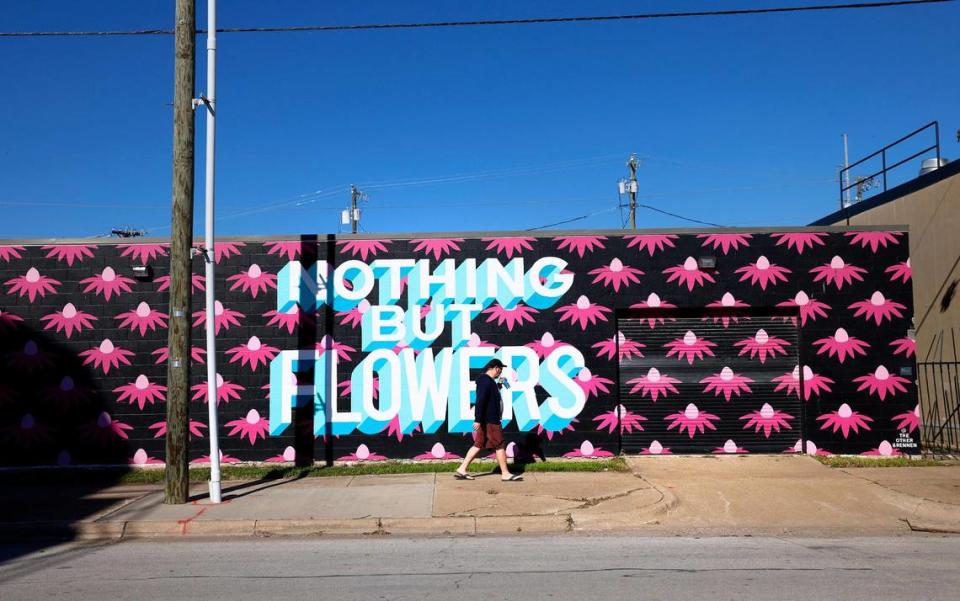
[{"x1": 201, "y1": 0, "x2": 222, "y2": 504}]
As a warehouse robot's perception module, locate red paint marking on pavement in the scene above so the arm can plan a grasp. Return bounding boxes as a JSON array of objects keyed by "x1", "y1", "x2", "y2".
[{"x1": 177, "y1": 504, "x2": 211, "y2": 535}]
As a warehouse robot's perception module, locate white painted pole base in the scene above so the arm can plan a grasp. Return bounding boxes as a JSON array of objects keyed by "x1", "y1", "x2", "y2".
[{"x1": 209, "y1": 479, "x2": 222, "y2": 504}]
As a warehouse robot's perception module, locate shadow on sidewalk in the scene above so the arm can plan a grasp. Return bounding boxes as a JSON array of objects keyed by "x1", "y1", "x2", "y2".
[{"x1": 0, "y1": 324, "x2": 132, "y2": 564}]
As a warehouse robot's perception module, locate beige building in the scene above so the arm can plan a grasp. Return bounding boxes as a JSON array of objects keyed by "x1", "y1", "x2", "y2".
[{"x1": 814, "y1": 159, "x2": 960, "y2": 451}]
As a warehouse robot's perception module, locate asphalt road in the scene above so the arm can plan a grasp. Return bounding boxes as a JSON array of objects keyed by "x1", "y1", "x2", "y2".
[{"x1": 2, "y1": 534, "x2": 958, "y2": 600}]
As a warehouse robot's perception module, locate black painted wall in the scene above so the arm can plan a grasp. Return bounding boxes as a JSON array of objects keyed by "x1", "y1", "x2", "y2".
[{"x1": 0, "y1": 230, "x2": 919, "y2": 466}]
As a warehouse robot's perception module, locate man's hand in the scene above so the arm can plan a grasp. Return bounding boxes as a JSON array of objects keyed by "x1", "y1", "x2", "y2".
[{"x1": 473, "y1": 422, "x2": 481, "y2": 431}]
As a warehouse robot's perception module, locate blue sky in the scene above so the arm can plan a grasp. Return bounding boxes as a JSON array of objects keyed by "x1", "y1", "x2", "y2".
[{"x1": 1, "y1": 1, "x2": 957, "y2": 239}]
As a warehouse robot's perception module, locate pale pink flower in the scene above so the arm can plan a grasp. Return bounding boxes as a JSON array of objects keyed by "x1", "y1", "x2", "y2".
[
  {"x1": 5, "y1": 267, "x2": 61, "y2": 301},
  {"x1": 817, "y1": 403, "x2": 872, "y2": 438},
  {"x1": 227, "y1": 263, "x2": 277, "y2": 298},
  {"x1": 740, "y1": 403, "x2": 794, "y2": 438},
  {"x1": 115, "y1": 301, "x2": 168, "y2": 336},
  {"x1": 40, "y1": 303, "x2": 97, "y2": 338},
  {"x1": 663, "y1": 257, "x2": 716, "y2": 291},
  {"x1": 555, "y1": 296, "x2": 612, "y2": 330}
]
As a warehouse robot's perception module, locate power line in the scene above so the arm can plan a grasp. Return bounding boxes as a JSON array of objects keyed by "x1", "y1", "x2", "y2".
[
  {"x1": 0, "y1": 1, "x2": 951, "y2": 38},
  {"x1": 634, "y1": 203, "x2": 728, "y2": 227},
  {"x1": 526, "y1": 206, "x2": 621, "y2": 231}
]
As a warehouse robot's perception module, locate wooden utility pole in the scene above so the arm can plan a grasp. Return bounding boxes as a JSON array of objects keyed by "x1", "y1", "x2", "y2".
[
  {"x1": 164, "y1": 0, "x2": 196, "y2": 505},
  {"x1": 627, "y1": 154, "x2": 639, "y2": 229}
]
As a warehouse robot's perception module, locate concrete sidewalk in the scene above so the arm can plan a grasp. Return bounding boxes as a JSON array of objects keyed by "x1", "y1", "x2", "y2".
[{"x1": 2, "y1": 456, "x2": 958, "y2": 540}]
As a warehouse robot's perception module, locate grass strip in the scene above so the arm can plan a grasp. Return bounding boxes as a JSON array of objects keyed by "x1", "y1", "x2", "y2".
[
  {"x1": 1, "y1": 457, "x2": 629, "y2": 486},
  {"x1": 813, "y1": 455, "x2": 949, "y2": 468}
]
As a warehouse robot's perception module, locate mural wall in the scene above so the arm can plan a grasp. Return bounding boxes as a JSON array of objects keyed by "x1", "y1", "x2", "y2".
[{"x1": 0, "y1": 230, "x2": 919, "y2": 466}]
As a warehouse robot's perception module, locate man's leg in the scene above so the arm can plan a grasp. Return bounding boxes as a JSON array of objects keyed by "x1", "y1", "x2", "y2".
[
  {"x1": 494, "y1": 448, "x2": 511, "y2": 477},
  {"x1": 457, "y1": 445, "x2": 483, "y2": 475}
]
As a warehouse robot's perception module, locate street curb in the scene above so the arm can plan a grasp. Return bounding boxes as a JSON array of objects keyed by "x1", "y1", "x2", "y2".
[
  {"x1": 871, "y1": 486, "x2": 960, "y2": 533},
  {"x1": 0, "y1": 479, "x2": 679, "y2": 541}
]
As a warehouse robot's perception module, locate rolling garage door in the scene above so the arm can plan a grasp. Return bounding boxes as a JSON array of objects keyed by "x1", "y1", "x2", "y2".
[{"x1": 619, "y1": 313, "x2": 800, "y2": 454}]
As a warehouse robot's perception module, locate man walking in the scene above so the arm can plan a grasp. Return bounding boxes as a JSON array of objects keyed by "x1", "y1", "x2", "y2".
[{"x1": 454, "y1": 359, "x2": 523, "y2": 481}]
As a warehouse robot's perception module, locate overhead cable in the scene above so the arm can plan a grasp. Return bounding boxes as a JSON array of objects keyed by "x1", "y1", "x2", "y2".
[{"x1": 0, "y1": 1, "x2": 951, "y2": 38}]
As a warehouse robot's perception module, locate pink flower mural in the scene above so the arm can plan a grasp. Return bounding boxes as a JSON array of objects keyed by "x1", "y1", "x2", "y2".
[
  {"x1": 592, "y1": 331, "x2": 644, "y2": 361},
  {"x1": 527, "y1": 332, "x2": 571, "y2": 359},
  {"x1": 704, "y1": 292, "x2": 751, "y2": 328},
  {"x1": 849, "y1": 291, "x2": 907, "y2": 325},
  {"x1": 191, "y1": 373, "x2": 245, "y2": 405},
  {"x1": 740, "y1": 404, "x2": 794, "y2": 438},
  {"x1": 225, "y1": 336, "x2": 280, "y2": 370},
  {"x1": 735, "y1": 256, "x2": 791, "y2": 290},
  {"x1": 553, "y1": 235, "x2": 607, "y2": 257},
  {"x1": 338, "y1": 444, "x2": 387, "y2": 462},
  {"x1": 886, "y1": 259, "x2": 912, "y2": 283},
  {"x1": 338, "y1": 239, "x2": 391, "y2": 260},
  {"x1": 483, "y1": 302, "x2": 539, "y2": 331},
  {"x1": 192, "y1": 300, "x2": 245, "y2": 333},
  {"x1": 628, "y1": 293, "x2": 677, "y2": 328},
  {"x1": 713, "y1": 440, "x2": 748, "y2": 454},
  {"x1": 809, "y1": 256, "x2": 867, "y2": 290},
  {"x1": 115, "y1": 302, "x2": 168, "y2": 335},
  {"x1": 563, "y1": 440, "x2": 614, "y2": 458},
  {"x1": 817, "y1": 403, "x2": 873, "y2": 438},
  {"x1": 776, "y1": 291, "x2": 830, "y2": 326},
  {"x1": 845, "y1": 231, "x2": 901, "y2": 252},
  {"x1": 555, "y1": 296, "x2": 612, "y2": 329},
  {"x1": 41, "y1": 303, "x2": 97, "y2": 338},
  {"x1": 627, "y1": 367, "x2": 681, "y2": 402},
  {"x1": 665, "y1": 404, "x2": 720, "y2": 438},
  {"x1": 226, "y1": 409, "x2": 271, "y2": 444},
  {"x1": 588, "y1": 258, "x2": 643, "y2": 291},
  {"x1": 593, "y1": 405, "x2": 646, "y2": 434},
  {"x1": 79, "y1": 339, "x2": 135, "y2": 374},
  {"x1": 853, "y1": 365, "x2": 911, "y2": 400},
  {"x1": 700, "y1": 367, "x2": 754, "y2": 401},
  {"x1": 114, "y1": 375, "x2": 167, "y2": 410},
  {"x1": 42, "y1": 244, "x2": 97, "y2": 266},
  {"x1": 118, "y1": 243, "x2": 169, "y2": 263},
  {"x1": 734, "y1": 329, "x2": 790, "y2": 363},
  {"x1": 264, "y1": 304, "x2": 315, "y2": 334},
  {"x1": 409, "y1": 238, "x2": 464, "y2": 260},
  {"x1": 0, "y1": 245, "x2": 26, "y2": 262},
  {"x1": 772, "y1": 365, "x2": 834, "y2": 400},
  {"x1": 664, "y1": 331, "x2": 717, "y2": 364},
  {"x1": 413, "y1": 443, "x2": 461, "y2": 460},
  {"x1": 263, "y1": 240, "x2": 303, "y2": 260},
  {"x1": 5, "y1": 267, "x2": 61, "y2": 301},
  {"x1": 80, "y1": 267, "x2": 135, "y2": 300},
  {"x1": 663, "y1": 257, "x2": 716, "y2": 291},
  {"x1": 227, "y1": 264, "x2": 278, "y2": 298},
  {"x1": 697, "y1": 233, "x2": 752, "y2": 254},
  {"x1": 482, "y1": 237, "x2": 535, "y2": 258},
  {"x1": 770, "y1": 232, "x2": 826, "y2": 254},
  {"x1": 625, "y1": 234, "x2": 678, "y2": 256},
  {"x1": 813, "y1": 328, "x2": 870, "y2": 363}
]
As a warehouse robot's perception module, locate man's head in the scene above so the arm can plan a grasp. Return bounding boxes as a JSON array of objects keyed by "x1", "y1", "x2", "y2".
[{"x1": 483, "y1": 358, "x2": 505, "y2": 378}]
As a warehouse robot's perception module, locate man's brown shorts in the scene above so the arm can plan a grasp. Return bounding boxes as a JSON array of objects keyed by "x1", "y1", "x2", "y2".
[{"x1": 473, "y1": 423, "x2": 506, "y2": 450}]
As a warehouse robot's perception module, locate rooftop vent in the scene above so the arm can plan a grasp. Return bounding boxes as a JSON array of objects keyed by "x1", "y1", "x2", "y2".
[{"x1": 920, "y1": 157, "x2": 950, "y2": 176}]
